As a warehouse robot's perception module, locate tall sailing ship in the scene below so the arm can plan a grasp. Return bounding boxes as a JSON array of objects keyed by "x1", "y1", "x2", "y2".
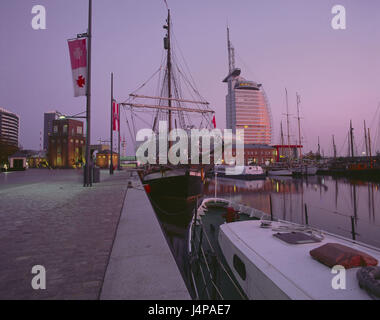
[{"x1": 121, "y1": 9, "x2": 215, "y2": 202}]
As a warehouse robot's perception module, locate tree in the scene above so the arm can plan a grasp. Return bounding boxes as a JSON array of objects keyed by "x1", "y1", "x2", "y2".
[{"x1": 0, "y1": 137, "x2": 19, "y2": 166}]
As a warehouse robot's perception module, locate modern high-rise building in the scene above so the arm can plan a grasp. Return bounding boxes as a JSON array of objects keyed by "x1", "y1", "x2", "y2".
[
  {"x1": 0, "y1": 107, "x2": 19, "y2": 146},
  {"x1": 44, "y1": 111, "x2": 58, "y2": 151},
  {"x1": 223, "y1": 28, "x2": 272, "y2": 145}
]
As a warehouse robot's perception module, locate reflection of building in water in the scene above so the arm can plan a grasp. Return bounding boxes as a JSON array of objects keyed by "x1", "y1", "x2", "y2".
[{"x1": 205, "y1": 177, "x2": 304, "y2": 196}]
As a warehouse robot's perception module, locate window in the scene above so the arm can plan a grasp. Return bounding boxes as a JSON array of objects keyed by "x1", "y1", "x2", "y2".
[
  {"x1": 233, "y1": 255, "x2": 246, "y2": 280},
  {"x1": 77, "y1": 126, "x2": 82, "y2": 135},
  {"x1": 53, "y1": 125, "x2": 58, "y2": 134},
  {"x1": 63, "y1": 125, "x2": 68, "y2": 134}
]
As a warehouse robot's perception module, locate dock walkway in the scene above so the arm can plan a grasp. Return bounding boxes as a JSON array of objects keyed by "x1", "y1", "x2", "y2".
[{"x1": 100, "y1": 171, "x2": 190, "y2": 300}]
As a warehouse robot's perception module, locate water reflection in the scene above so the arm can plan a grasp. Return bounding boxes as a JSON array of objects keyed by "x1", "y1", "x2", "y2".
[
  {"x1": 149, "y1": 176, "x2": 380, "y2": 300},
  {"x1": 148, "y1": 195, "x2": 195, "y2": 298},
  {"x1": 205, "y1": 176, "x2": 380, "y2": 248}
]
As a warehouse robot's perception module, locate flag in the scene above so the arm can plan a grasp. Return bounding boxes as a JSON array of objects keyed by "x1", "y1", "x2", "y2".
[
  {"x1": 68, "y1": 38, "x2": 87, "y2": 97},
  {"x1": 212, "y1": 115, "x2": 216, "y2": 128},
  {"x1": 113, "y1": 100, "x2": 120, "y2": 131}
]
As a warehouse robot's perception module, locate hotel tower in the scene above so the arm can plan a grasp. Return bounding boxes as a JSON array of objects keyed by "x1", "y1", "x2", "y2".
[{"x1": 223, "y1": 27, "x2": 272, "y2": 145}]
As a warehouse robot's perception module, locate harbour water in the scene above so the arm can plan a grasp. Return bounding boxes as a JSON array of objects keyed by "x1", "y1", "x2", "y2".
[
  {"x1": 205, "y1": 175, "x2": 380, "y2": 248},
  {"x1": 152, "y1": 175, "x2": 380, "y2": 298}
]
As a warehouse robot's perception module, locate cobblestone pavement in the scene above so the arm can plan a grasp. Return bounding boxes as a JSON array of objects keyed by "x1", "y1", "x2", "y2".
[{"x1": 0, "y1": 169, "x2": 130, "y2": 299}]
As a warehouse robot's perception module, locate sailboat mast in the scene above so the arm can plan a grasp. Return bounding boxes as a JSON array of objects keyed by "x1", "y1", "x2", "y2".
[
  {"x1": 364, "y1": 120, "x2": 368, "y2": 156},
  {"x1": 296, "y1": 93, "x2": 302, "y2": 160},
  {"x1": 368, "y1": 128, "x2": 373, "y2": 167},
  {"x1": 285, "y1": 88, "x2": 291, "y2": 160},
  {"x1": 350, "y1": 120, "x2": 354, "y2": 158},
  {"x1": 332, "y1": 134, "x2": 337, "y2": 158},
  {"x1": 165, "y1": 10, "x2": 172, "y2": 144},
  {"x1": 317, "y1": 136, "x2": 321, "y2": 156},
  {"x1": 280, "y1": 121, "x2": 284, "y2": 161}
]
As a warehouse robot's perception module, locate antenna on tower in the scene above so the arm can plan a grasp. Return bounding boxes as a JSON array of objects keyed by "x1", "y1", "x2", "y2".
[{"x1": 227, "y1": 26, "x2": 235, "y2": 73}]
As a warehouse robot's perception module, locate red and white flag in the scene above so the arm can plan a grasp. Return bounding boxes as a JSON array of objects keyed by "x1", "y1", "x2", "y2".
[
  {"x1": 113, "y1": 100, "x2": 120, "y2": 131},
  {"x1": 68, "y1": 38, "x2": 87, "y2": 97},
  {"x1": 212, "y1": 114, "x2": 216, "y2": 128}
]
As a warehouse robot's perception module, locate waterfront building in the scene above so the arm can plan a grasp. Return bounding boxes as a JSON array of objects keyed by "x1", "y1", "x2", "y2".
[
  {"x1": 95, "y1": 150, "x2": 118, "y2": 169},
  {"x1": 223, "y1": 28, "x2": 272, "y2": 145},
  {"x1": 224, "y1": 144, "x2": 277, "y2": 166},
  {"x1": 0, "y1": 107, "x2": 19, "y2": 146},
  {"x1": 273, "y1": 144, "x2": 302, "y2": 162},
  {"x1": 8, "y1": 151, "x2": 27, "y2": 170},
  {"x1": 43, "y1": 111, "x2": 58, "y2": 151},
  {"x1": 48, "y1": 119, "x2": 85, "y2": 168}
]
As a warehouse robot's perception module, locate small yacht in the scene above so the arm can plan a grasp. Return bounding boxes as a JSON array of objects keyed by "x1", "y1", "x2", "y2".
[
  {"x1": 213, "y1": 165, "x2": 266, "y2": 180},
  {"x1": 267, "y1": 164, "x2": 293, "y2": 176},
  {"x1": 189, "y1": 198, "x2": 380, "y2": 300}
]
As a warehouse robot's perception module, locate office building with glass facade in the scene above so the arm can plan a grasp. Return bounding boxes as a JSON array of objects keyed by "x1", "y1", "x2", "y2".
[{"x1": 224, "y1": 69, "x2": 272, "y2": 145}]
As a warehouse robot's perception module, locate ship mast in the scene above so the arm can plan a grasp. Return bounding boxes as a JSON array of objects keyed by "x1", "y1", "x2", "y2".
[
  {"x1": 350, "y1": 120, "x2": 355, "y2": 158},
  {"x1": 164, "y1": 9, "x2": 172, "y2": 147},
  {"x1": 364, "y1": 120, "x2": 368, "y2": 156},
  {"x1": 285, "y1": 88, "x2": 291, "y2": 161},
  {"x1": 332, "y1": 135, "x2": 337, "y2": 158},
  {"x1": 296, "y1": 93, "x2": 302, "y2": 160},
  {"x1": 280, "y1": 121, "x2": 284, "y2": 161}
]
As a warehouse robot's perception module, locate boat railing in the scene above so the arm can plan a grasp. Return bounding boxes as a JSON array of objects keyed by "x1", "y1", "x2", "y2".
[{"x1": 189, "y1": 206, "x2": 248, "y2": 300}]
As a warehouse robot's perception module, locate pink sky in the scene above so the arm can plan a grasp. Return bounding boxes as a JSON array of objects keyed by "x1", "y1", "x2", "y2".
[{"x1": 1, "y1": 0, "x2": 380, "y2": 156}]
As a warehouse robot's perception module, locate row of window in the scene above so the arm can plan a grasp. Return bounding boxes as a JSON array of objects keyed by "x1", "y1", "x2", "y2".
[
  {"x1": 51, "y1": 139, "x2": 84, "y2": 144},
  {"x1": 53, "y1": 125, "x2": 83, "y2": 135},
  {"x1": 225, "y1": 150, "x2": 275, "y2": 156}
]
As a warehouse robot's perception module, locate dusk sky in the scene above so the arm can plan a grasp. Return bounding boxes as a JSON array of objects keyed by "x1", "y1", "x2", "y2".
[{"x1": 1, "y1": 0, "x2": 380, "y2": 155}]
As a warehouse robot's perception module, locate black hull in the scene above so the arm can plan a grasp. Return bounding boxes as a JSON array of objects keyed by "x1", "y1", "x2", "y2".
[
  {"x1": 143, "y1": 172, "x2": 203, "y2": 200},
  {"x1": 216, "y1": 173, "x2": 266, "y2": 181}
]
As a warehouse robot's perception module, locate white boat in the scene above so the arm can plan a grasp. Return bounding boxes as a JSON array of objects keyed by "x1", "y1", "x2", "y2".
[
  {"x1": 268, "y1": 168, "x2": 293, "y2": 176},
  {"x1": 219, "y1": 220, "x2": 380, "y2": 300},
  {"x1": 189, "y1": 197, "x2": 380, "y2": 300},
  {"x1": 291, "y1": 165, "x2": 318, "y2": 176},
  {"x1": 214, "y1": 165, "x2": 266, "y2": 180}
]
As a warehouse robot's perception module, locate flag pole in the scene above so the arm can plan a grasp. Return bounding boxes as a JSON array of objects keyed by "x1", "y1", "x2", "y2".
[
  {"x1": 84, "y1": 0, "x2": 92, "y2": 186},
  {"x1": 110, "y1": 72, "x2": 114, "y2": 174},
  {"x1": 118, "y1": 108, "x2": 121, "y2": 170}
]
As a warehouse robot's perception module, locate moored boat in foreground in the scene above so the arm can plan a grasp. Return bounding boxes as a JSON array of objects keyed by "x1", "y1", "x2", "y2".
[{"x1": 189, "y1": 197, "x2": 380, "y2": 300}]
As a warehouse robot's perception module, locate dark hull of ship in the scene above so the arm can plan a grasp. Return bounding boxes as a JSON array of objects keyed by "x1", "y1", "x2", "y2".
[
  {"x1": 213, "y1": 173, "x2": 267, "y2": 181},
  {"x1": 142, "y1": 169, "x2": 204, "y2": 200}
]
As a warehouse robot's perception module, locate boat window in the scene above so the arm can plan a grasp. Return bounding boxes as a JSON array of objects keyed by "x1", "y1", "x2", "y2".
[{"x1": 233, "y1": 255, "x2": 246, "y2": 281}]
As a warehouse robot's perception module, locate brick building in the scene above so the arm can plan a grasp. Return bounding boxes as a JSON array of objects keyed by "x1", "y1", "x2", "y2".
[
  {"x1": 224, "y1": 144, "x2": 277, "y2": 166},
  {"x1": 96, "y1": 150, "x2": 118, "y2": 169},
  {"x1": 48, "y1": 119, "x2": 85, "y2": 168}
]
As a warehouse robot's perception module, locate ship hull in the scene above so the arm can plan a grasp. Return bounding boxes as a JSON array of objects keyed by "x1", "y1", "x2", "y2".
[
  {"x1": 215, "y1": 173, "x2": 266, "y2": 181},
  {"x1": 142, "y1": 168, "x2": 204, "y2": 200}
]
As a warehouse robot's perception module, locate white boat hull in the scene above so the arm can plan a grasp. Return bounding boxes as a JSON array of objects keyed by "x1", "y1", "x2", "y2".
[
  {"x1": 268, "y1": 169, "x2": 293, "y2": 176},
  {"x1": 218, "y1": 220, "x2": 380, "y2": 300}
]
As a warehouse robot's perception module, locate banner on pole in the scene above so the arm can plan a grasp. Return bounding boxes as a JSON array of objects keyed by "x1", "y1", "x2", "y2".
[
  {"x1": 113, "y1": 100, "x2": 120, "y2": 131},
  {"x1": 68, "y1": 38, "x2": 87, "y2": 97},
  {"x1": 212, "y1": 115, "x2": 216, "y2": 128}
]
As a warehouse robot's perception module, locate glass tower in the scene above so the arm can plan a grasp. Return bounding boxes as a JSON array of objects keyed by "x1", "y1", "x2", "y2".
[{"x1": 224, "y1": 27, "x2": 272, "y2": 145}]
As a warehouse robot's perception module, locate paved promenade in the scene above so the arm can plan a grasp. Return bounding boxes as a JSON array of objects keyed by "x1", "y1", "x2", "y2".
[
  {"x1": 100, "y1": 172, "x2": 190, "y2": 300},
  {"x1": 0, "y1": 169, "x2": 128, "y2": 299}
]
